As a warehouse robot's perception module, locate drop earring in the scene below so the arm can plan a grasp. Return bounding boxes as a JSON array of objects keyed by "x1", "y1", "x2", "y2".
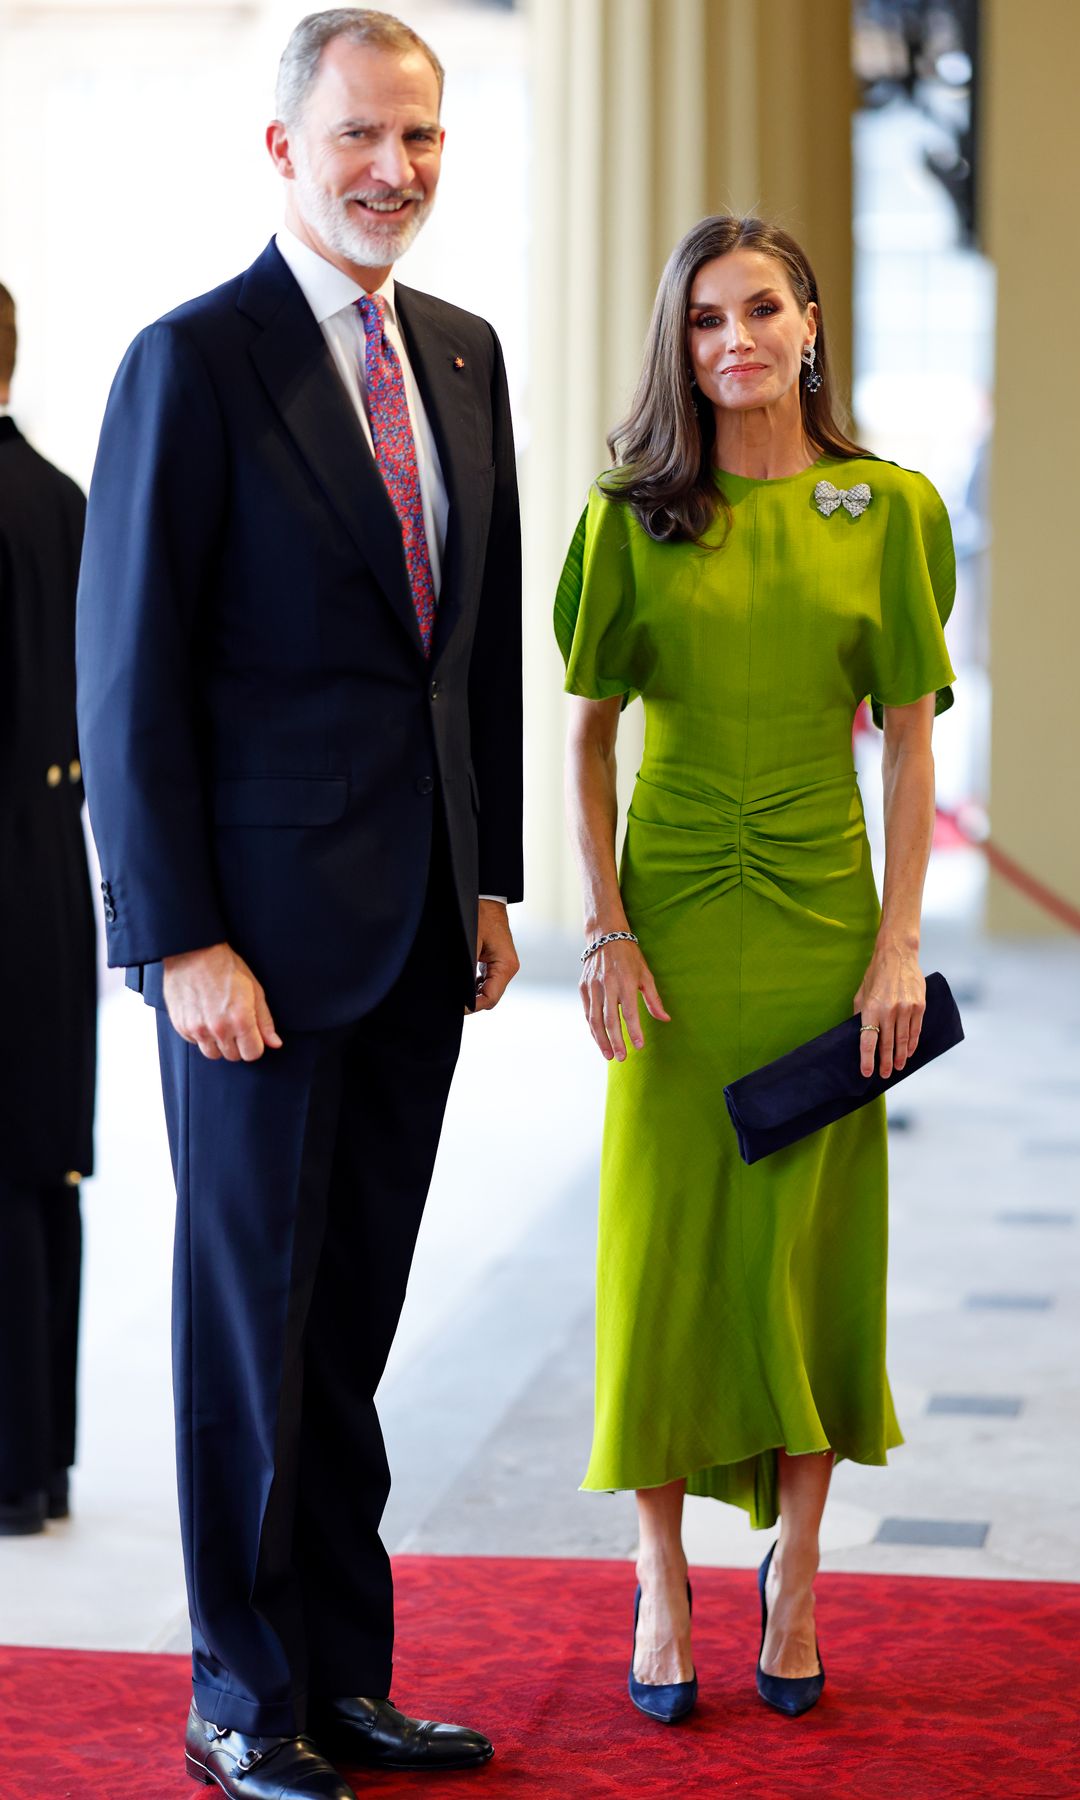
[{"x1": 801, "y1": 344, "x2": 823, "y2": 394}]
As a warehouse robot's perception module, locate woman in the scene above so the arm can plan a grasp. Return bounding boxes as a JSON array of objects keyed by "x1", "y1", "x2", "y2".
[{"x1": 556, "y1": 216, "x2": 955, "y2": 1722}]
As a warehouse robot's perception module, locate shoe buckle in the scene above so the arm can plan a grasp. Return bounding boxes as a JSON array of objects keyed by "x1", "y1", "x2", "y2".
[{"x1": 235, "y1": 1747, "x2": 265, "y2": 1777}]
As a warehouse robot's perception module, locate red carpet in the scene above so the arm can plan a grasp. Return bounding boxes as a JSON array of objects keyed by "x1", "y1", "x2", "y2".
[{"x1": 3, "y1": 1556, "x2": 1079, "y2": 1800}]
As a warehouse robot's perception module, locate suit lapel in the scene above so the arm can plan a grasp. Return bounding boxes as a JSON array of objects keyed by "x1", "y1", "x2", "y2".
[
  {"x1": 239, "y1": 242, "x2": 425, "y2": 659},
  {"x1": 394, "y1": 285, "x2": 488, "y2": 663}
]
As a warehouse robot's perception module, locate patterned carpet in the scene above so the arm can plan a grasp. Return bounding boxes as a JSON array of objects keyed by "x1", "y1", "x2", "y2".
[{"x1": 2, "y1": 1555, "x2": 1078, "y2": 1799}]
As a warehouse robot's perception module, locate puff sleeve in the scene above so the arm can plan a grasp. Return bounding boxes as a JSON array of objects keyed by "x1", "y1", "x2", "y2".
[
  {"x1": 554, "y1": 486, "x2": 642, "y2": 708},
  {"x1": 868, "y1": 470, "x2": 958, "y2": 729}
]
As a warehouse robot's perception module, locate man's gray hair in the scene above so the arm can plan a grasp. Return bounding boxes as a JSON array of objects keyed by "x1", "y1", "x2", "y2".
[{"x1": 275, "y1": 9, "x2": 445, "y2": 125}]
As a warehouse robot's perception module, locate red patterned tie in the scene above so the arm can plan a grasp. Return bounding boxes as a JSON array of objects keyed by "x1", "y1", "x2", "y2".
[{"x1": 356, "y1": 293, "x2": 436, "y2": 656}]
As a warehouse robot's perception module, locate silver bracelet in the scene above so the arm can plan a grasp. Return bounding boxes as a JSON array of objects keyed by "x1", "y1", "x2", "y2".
[{"x1": 581, "y1": 930, "x2": 639, "y2": 964}]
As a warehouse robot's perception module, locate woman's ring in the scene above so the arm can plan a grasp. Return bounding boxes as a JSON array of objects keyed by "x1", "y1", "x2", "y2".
[{"x1": 859, "y1": 1023, "x2": 880, "y2": 1035}]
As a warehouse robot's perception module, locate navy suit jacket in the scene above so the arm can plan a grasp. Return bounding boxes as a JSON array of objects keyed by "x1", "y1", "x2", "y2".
[{"x1": 76, "y1": 240, "x2": 523, "y2": 1030}]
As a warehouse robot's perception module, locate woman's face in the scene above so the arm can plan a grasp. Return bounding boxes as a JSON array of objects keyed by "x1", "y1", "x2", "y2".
[{"x1": 686, "y1": 249, "x2": 817, "y2": 414}]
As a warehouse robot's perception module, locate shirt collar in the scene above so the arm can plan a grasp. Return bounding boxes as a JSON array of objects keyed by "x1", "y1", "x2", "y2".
[{"x1": 275, "y1": 226, "x2": 396, "y2": 327}]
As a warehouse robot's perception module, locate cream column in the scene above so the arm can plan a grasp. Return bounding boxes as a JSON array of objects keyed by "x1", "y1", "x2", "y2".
[
  {"x1": 523, "y1": 0, "x2": 855, "y2": 931},
  {"x1": 982, "y1": 0, "x2": 1080, "y2": 933}
]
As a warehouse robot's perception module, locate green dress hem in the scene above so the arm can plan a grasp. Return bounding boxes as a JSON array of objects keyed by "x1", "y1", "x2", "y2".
[{"x1": 580, "y1": 1423, "x2": 906, "y2": 1532}]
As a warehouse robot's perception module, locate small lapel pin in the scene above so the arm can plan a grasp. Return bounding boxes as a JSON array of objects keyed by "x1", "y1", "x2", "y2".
[{"x1": 452, "y1": 355, "x2": 465, "y2": 371}]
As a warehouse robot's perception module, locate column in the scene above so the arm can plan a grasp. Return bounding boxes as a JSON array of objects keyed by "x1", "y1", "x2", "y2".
[
  {"x1": 523, "y1": 0, "x2": 856, "y2": 931},
  {"x1": 982, "y1": 0, "x2": 1080, "y2": 933}
]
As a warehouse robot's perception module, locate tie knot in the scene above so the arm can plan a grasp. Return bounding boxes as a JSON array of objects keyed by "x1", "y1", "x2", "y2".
[{"x1": 356, "y1": 292, "x2": 386, "y2": 332}]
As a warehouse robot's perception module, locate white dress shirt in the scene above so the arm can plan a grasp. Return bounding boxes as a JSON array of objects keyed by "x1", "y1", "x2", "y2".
[{"x1": 274, "y1": 226, "x2": 448, "y2": 596}]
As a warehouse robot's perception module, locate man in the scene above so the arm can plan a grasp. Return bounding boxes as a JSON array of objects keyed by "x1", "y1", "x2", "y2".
[
  {"x1": 0, "y1": 283, "x2": 95, "y2": 1539},
  {"x1": 76, "y1": 14, "x2": 522, "y2": 1798}
]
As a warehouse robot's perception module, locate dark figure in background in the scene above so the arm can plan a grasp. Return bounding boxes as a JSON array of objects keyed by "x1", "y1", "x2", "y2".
[
  {"x1": 76, "y1": 11, "x2": 521, "y2": 1798},
  {"x1": 0, "y1": 282, "x2": 96, "y2": 1537}
]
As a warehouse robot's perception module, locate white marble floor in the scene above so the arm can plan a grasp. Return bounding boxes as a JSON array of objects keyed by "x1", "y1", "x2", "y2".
[{"x1": 1, "y1": 916, "x2": 1078, "y2": 1658}]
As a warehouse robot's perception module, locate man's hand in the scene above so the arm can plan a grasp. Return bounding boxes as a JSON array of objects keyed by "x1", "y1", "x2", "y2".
[
  {"x1": 162, "y1": 942, "x2": 283, "y2": 1062},
  {"x1": 473, "y1": 901, "x2": 520, "y2": 1013}
]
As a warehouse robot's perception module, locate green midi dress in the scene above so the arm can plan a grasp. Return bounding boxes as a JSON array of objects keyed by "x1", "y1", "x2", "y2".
[{"x1": 554, "y1": 454, "x2": 957, "y2": 1530}]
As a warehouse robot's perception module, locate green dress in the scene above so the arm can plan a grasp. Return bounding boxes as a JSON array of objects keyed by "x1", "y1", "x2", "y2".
[{"x1": 554, "y1": 454, "x2": 957, "y2": 1530}]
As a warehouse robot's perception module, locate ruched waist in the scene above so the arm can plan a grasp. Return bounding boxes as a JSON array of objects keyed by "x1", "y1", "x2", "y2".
[{"x1": 624, "y1": 769, "x2": 873, "y2": 924}]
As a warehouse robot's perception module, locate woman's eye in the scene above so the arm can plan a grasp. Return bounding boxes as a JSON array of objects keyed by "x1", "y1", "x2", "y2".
[{"x1": 693, "y1": 304, "x2": 777, "y2": 329}]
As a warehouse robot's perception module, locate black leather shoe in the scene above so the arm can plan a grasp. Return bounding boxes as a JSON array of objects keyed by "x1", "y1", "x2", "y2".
[
  {"x1": 184, "y1": 1701, "x2": 357, "y2": 1798},
  {"x1": 0, "y1": 1489, "x2": 47, "y2": 1536},
  {"x1": 312, "y1": 1695, "x2": 494, "y2": 1771}
]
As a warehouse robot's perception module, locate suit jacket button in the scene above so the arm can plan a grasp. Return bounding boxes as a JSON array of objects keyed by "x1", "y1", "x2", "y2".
[
  {"x1": 416, "y1": 775, "x2": 434, "y2": 796},
  {"x1": 430, "y1": 680, "x2": 439, "y2": 701},
  {"x1": 46, "y1": 764, "x2": 63, "y2": 787},
  {"x1": 64, "y1": 1171, "x2": 82, "y2": 1187},
  {"x1": 69, "y1": 759, "x2": 82, "y2": 782}
]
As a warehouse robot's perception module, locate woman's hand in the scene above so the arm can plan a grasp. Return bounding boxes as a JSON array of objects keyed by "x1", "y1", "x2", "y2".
[
  {"x1": 580, "y1": 939, "x2": 671, "y2": 1061},
  {"x1": 853, "y1": 937, "x2": 926, "y2": 1079}
]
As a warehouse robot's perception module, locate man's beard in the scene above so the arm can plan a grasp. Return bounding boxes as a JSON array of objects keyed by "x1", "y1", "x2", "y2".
[{"x1": 294, "y1": 162, "x2": 432, "y2": 267}]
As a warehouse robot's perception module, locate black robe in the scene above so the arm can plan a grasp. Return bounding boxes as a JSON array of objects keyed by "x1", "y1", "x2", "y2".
[{"x1": 0, "y1": 416, "x2": 95, "y2": 1186}]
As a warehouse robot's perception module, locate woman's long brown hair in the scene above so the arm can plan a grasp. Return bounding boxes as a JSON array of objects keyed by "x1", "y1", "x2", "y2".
[{"x1": 601, "y1": 215, "x2": 871, "y2": 543}]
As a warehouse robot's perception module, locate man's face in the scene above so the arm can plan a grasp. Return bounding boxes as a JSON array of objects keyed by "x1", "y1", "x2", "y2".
[{"x1": 273, "y1": 38, "x2": 444, "y2": 272}]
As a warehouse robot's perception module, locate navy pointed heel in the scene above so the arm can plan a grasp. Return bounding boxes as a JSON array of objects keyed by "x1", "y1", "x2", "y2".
[
  {"x1": 628, "y1": 1579, "x2": 698, "y2": 1723},
  {"x1": 756, "y1": 1542, "x2": 825, "y2": 1717}
]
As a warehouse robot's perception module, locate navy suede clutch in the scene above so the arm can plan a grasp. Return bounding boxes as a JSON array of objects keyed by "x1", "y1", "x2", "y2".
[{"x1": 722, "y1": 971, "x2": 964, "y2": 1165}]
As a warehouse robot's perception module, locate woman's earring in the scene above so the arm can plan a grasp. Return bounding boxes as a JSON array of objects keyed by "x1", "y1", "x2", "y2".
[
  {"x1": 687, "y1": 365, "x2": 697, "y2": 389},
  {"x1": 802, "y1": 344, "x2": 823, "y2": 394}
]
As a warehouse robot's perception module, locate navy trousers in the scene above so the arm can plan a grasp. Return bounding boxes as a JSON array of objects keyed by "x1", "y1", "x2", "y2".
[{"x1": 156, "y1": 833, "x2": 465, "y2": 1735}]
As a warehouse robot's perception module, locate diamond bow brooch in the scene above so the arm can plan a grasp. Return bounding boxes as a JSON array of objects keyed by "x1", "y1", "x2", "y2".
[{"x1": 814, "y1": 479, "x2": 872, "y2": 519}]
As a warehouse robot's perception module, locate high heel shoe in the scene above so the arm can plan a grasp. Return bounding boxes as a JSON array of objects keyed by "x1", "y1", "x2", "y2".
[
  {"x1": 756, "y1": 1542, "x2": 825, "y2": 1717},
  {"x1": 628, "y1": 1580, "x2": 698, "y2": 1723}
]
